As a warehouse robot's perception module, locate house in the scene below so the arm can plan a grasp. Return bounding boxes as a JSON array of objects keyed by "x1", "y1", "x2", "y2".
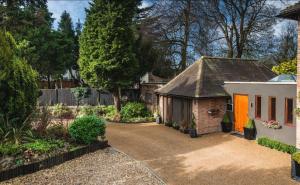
[
  {"x1": 224, "y1": 78, "x2": 296, "y2": 145},
  {"x1": 277, "y1": 1, "x2": 300, "y2": 148},
  {"x1": 140, "y1": 72, "x2": 169, "y2": 112},
  {"x1": 155, "y1": 56, "x2": 275, "y2": 135}
]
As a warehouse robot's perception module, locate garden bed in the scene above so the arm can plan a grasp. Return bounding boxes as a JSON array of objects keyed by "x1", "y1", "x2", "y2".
[{"x1": 0, "y1": 140, "x2": 109, "y2": 182}]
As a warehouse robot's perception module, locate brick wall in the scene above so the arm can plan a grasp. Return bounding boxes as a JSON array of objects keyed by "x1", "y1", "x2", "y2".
[
  {"x1": 140, "y1": 84, "x2": 164, "y2": 112},
  {"x1": 193, "y1": 98, "x2": 227, "y2": 134},
  {"x1": 296, "y1": 19, "x2": 300, "y2": 148}
]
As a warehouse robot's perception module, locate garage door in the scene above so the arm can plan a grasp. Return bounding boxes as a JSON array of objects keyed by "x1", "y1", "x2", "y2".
[{"x1": 234, "y1": 94, "x2": 249, "y2": 132}]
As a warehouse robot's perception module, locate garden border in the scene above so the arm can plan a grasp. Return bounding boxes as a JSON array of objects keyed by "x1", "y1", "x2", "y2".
[{"x1": 0, "y1": 140, "x2": 109, "y2": 182}]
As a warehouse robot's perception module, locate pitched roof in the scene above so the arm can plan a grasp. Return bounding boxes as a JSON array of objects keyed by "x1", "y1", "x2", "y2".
[
  {"x1": 277, "y1": 2, "x2": 300, "y2": 20},
  {"x1": 155, "y1": 56, "x2": 276, "y2": 98},
  {"x1": 269, "y1": 74, "x2": 296, "y2": 82}
]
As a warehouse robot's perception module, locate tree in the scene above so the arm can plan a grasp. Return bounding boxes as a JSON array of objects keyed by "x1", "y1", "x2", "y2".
[
  {"x1": 79, "y1": 0, "x2": 140, "y2": 111},
  {"x1": 275, "y1": 22, "x2": 297, "y2": 63},
  {"x1": 0, "y1": 31, "x2": 39, "y2": 123},
  {"x1": 58, "y1": 10, "x2": 77, "y2": 81},
  {"x1": 272, "y1": 58, "x2": 296, "y2": 75},
  {"x1": 200, "y1": 0, "x2": 278, "y2": 58}
]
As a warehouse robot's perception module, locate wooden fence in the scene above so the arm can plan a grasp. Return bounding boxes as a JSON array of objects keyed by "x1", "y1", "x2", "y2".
[{"x1": 38, "y1": 88, "x2": 114, "y2": 106}]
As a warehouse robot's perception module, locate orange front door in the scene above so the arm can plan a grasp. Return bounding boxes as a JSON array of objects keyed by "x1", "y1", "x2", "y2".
[{"x1": 234, "y1": 95, "x2": 249, "y2": 132}]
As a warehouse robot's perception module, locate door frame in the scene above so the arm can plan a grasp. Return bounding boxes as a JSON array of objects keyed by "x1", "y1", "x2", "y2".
[{"x1": 233, "y1": 93, "x2": 249, "y2": 132}]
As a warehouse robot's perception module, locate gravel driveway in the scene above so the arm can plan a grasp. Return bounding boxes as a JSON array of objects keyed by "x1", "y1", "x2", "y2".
[
  {"x1": 107, "y1": 123, "x2": 298, "y2": 185},
  {"x1": 1, "y1": 148, "x2": 165, "y2": 185}
]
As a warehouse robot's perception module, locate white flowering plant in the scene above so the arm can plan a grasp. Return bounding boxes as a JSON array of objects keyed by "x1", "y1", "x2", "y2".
[{"x1": 262, "y1": 120, "x2": 282, "y2": 129}]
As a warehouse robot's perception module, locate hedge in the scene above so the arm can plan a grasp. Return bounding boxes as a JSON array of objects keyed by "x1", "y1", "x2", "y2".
[{"x1": 257, "y1": 137, "x2": 297, "y2": 154}]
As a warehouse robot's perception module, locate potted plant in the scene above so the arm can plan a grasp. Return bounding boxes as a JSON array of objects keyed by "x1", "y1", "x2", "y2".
[
  {"x1": 243, "y1": 119, "x2": 256, "y2": 140},
  {"x1": 292, "y1": 152, "x2": 300, "y2": 181},
  {"x1": 154, "y1": 111, "x2": 161, "y2": 124},
  {"x1": 189, "y1": 114, "x2": 197, "y2": 138},
  {"x1": 221, "y1": 114, "x2": 232, "y2": 133},
  {"x1": 172, "y1": 122, "x2": 180, "y2": 130},
  {"x1": 180, "y1": 121, "x2": 189, "y2": 134},
  {"x1": 165, "y1": 121, "x2": 172, "y2": 127}
]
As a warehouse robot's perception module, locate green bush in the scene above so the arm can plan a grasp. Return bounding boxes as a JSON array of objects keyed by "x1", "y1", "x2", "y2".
[
  {"x1": 245, "y1": 119, "x2": 255, "y2": 129},
  {"x1": 23, "y1": 139, "x2": 65, "y2": 154},
  {"x1": 0, "y1": 143, "x2": 23, "y2": 156},
  {"x1": 0, "y1": 31, "x2": 39, "y2": 125},
  {"x1": 120, "y1": 102, "x2": 151, "y2": 120},
  {"x1": 292, "y1": 152, "x2": 300, "y2": 164},
  {"x1": 69, "y1": 115, "x2": 106, "y2": 144},
  {"x1": 71, "y1": 87, "x2": 91, "y2": 106},
  {"x1": 102, "y1": 105, "x2": 118, "y2": 121},
  {"x1": 79, "y1": 105, "x2": 95, "y2": 116},
  {"x1": 257, "y1": 137, "x2": 297, "y2": 154},
  {"x1": 51, "y1": 104, "x2": 73, "y2": 118}
]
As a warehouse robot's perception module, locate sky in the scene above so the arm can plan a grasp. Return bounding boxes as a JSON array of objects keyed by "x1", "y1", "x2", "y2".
[
  {"x1": 47, "y1": 0, "x2": 152, "y2": 28},
  {"x1": 48, "y1": 0, "x2": 297, "y2": 34}
]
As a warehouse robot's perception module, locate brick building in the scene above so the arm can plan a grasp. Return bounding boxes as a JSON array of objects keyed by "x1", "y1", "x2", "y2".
[
  {"x1": 277, "y1": 2, "x2": 300, "y2": 148},
  {"x1": 140, "y1": 72, "x2": 169, "y2": 112},
  {"x1": 155, "y1": 56, "x2": 275, "y2": 135}
]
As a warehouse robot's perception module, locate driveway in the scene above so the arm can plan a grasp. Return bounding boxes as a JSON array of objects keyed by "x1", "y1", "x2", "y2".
[{"x1": 107, "y1": 123, "x2": 297, "y2": 185}]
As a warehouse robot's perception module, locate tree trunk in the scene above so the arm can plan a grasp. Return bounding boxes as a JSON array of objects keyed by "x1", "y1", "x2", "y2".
[
  {"x1": 180, "y1": 0, "x2": 191, "y2": 71},
  {"x1": 112, "y1": 88, "x2": 121, "y2": 112},
  {"x1": 47, "y1": 74, "x2": 51, "y2": 89}
]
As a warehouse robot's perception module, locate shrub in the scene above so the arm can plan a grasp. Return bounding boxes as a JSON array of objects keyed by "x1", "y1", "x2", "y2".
[
  {"x1": 71, "y1": 87, "x2": 91, "y2": 107},
  {"x1": 292, "y1": 152, "x2": 300, "y2": 164},
  {"x1": 69, "y1": 116, "x2": 106, "y2": 144},
  {"x1": 0, "y1": 143, "x2": 23, "y2": 156},
  {"x1": 79, "y1": 105, "x2": 95, "y2": 116},
  {"x1": 23, "y1": 139, "x2": 65, "y2": 154},
  {"x1": 33, "y1": 106, "x2": 51, "y2": 136},
  {"x1": 120, "y1": 102, "x2": 151, "y2": 120},
  {"x1": 0, "y1": 115, "x2": 34, "y2": 145},
  {"x1": 0, "y1": 31, "x2": 39, "y2": 125},
  {"x1": 102, "y1": 105, "x2": 118, "y2": 121},
  {"x1": 257, "y1": 137, "x2": 297, "y2": 154},
  {"x1": 46, "y1": 124, "x2": 68, "y2": 139},
  {"x1": 52, "y1": 104, "x2": 73, "y2": 119},
  {"x1": 245, "y1": 119, "x2": 255, "y2": 129}
]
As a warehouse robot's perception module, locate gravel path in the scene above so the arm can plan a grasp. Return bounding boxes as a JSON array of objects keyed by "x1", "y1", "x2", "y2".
[
  {"x1": 107, "y1": 123, "x2": 298, "y2": 185},
  {"x1": 1, "y1": 147, "x2": 165, "y2": 185}
]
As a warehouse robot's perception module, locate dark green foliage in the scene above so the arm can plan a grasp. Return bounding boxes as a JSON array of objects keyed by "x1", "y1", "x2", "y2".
[
  {"x1": 120, "y1": 102, "x2": 151, "y2": 120},
  {"x1": 245, "y1": 119, "x2": 255, "y2": 129},
  {"x1": 23, "y1": 139, "x2": 65, "y2": 154},
  {"x1": 79, "y1": 0, "x2": 140, "y2": 110},
  {"x1": 71, "y1": 87, "x2": 91, "y2": 106},
  {"x1": 69, "y1": 116, "x2": 106, "y2": 144},
  {"x1": 0, "y1": 31, "x2": 39, "y2": 125},
  {"x1": 292, "y1": 152, "x2": 300, "y2": 164},
  {"x1": 257, "y1": 137, "x2": 297, "y2": 154}
]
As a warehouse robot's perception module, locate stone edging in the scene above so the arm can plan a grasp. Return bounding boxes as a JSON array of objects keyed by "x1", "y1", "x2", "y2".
[{"x1": 0, "y1": 140, "x2": 109, "y2": 182}]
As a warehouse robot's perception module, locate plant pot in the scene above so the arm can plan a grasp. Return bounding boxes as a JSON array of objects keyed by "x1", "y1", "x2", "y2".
[
  {"x1": 173, "y1": 125, "x2": 180, "y2": 130},
  {"x1": 291, "y1": 157, "x2": 300, "y2": 181},
  {"x1": 189, "y1": 129, "x2": 197, "y2": 138},
  {"x1": 243, "y1": 127, "x2": 256, "y2": 140},
  {"x1": 221, "y1": 121, "x2": 232, "y2": 133},
  {"x1": 156, "y1": 116, "x2": 161, "y2": 124}
]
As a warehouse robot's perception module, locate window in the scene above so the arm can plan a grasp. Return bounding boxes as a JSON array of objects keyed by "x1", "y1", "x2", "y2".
[
  {"x1": 255, "y1": 96, "x2": 261, "y2": 119},
  {"x1": 269, "y1": 97, "x2": 276, "y2": 121},
  {"x1": 145, "y1": 93, "x2": 152, "y2": 103},
  {"x1": 285, "y1": 98, "x2": 293, "y2": 124}
]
